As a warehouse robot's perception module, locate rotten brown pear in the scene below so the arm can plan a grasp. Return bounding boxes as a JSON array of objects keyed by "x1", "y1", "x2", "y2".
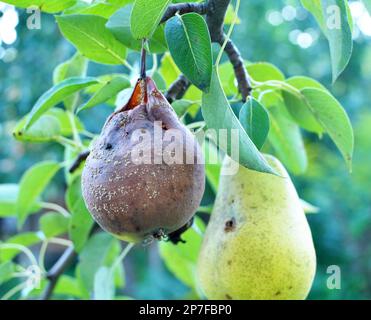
[{"x1": 81, "y1": 77, "x2": 205, "y2": 243}]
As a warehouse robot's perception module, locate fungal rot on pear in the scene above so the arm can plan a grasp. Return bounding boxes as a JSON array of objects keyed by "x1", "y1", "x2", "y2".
[{"x1": 81, "y1": 40, "x2": 205, "y2": 244}]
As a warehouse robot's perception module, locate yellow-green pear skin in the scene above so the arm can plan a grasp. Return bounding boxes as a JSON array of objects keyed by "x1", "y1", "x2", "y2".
[{"x1": 197, "y1": 155, "x2": 316, "y2": 300}]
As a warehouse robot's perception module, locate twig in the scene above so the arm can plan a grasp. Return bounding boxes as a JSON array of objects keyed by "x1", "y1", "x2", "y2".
[
  {"x1": 69, "y1": 150, "x2": 90, "y2": 173},
  {"x1": 165, "y1": 75, "x2": 191, "y2": 103},
  {"x1": 206, "y1": 0, "x2": 231, "y2": 43},
  {"x1": 161, "y1": 2, "x2": 208, "y2": 23},
  {"x1": 40, "y1": 246, "x2": 76, "y2": 300}
]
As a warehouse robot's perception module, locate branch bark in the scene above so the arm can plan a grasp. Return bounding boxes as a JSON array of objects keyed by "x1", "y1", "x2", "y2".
[
  {"x1": 161, "y1": 2, "x2": 208, "y2": 23},
  {"x1": 165, "y1": 75, "x2": 191, "y2": 103},
  {"x1": 40, "y1": 246, "x2": 76, "y2": 300},
  {"x1": 69, "y1": 150, "x2": 90, "y2": 173}
]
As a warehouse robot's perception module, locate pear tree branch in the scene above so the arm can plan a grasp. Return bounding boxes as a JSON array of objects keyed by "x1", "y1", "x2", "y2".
[{"x1": 40, "y1": 247, "x2": 76, "y2": 300}]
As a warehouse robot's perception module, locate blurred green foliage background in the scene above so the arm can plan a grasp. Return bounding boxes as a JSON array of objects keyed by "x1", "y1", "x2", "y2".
[{"x1": 0, "y1": 0, "x2": 370, "y2": 299}]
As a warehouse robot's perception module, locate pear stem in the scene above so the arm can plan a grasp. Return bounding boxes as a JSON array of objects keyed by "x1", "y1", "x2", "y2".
[{"x1": 140, "y1": 39, "x2": 147, "y2": 79}]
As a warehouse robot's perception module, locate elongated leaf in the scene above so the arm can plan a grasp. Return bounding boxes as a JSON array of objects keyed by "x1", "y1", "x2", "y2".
[
  {"x1": 301, "y1": 0, "x2": 353, "y2": 81},
  {"x1": 106, "y1": 4, "x2": 168, "y2": 53},
  {"x1": 159, "y1": 216, "x2": 205, "y2": 289},
  {"x1": 239, "y1": 98, "x2": 270, "y2": 150},
  {"x1": 40, "y1": 212, "x2": 69, "y2": 238},
  {"x1": 17, "y1": 161, "x2": 61, "y2": 228},
  {"x1": 171, "y1": 99, "x2": 196, "y2": 118},
  {"x1": 301, "y1": 88, "x2": 354, "y2": 170},
  {"x1": 64, "y1": 1, "x2": 126, "y2": 18},
  {"x1": 23, "y1": 77, "x2": 98, "y2": 130},
  {"x1": 202, "y1": 67, "x2": 275, "y2": 174},
  {"x1": 78, "y1": 233, "x2": 120, "y2": 293},
  {"x1": 66, "y1": 178, "x2": 94, "y2": 252},
  {"x1": 247, "y1": 62, "x2": 285, "y2": 82},
  {"x1": 268, "y1": 106, "x2": 308, "y2": 175},
  {"x1": 165, "y1": 13, "x2": 212, "y2": 91},
  {"x1": 283, "y1": 76, "x2": 326, "y2": 134},
  {"x1": 14, "y1": 109, "x2": 84, "y2": 142},
  {"x1": 1, "y1": 0, "x2": 76, "y2": 13},
  {"x1": 53, "y1": 53, "x2": 88, "y2": 111},
  {"x1": 56, "y1": 15, "x2": 127, "y2": 65},
  {"x1": 13, "y1": 114, "x2": 62, "y2": 143},
  {"x1": 78, "y1": 76, "x2": 130, "y2": 113},
  {"x1": 130, "y1": 0, "x2": 171, "y2": 39}
]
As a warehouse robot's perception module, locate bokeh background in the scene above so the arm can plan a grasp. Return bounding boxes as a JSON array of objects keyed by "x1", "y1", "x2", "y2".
[{"x1": 0, "y1": 0, "x2": 370, "y2": 299}]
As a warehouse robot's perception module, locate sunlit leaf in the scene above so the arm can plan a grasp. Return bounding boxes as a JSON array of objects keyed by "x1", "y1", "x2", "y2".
[
  {"x1": 56, "y1": 14, "x2": 127, "y2": 65},
  {"x1": 239, "y1": 98, "x2": 270, "y2": 150},
  {"x1": 165, "y1": 13, "x2": 212, "y2": 91},
  {"x1": 202, "y1": 67, "x2": 275, "y2": 174},
  {"x1": 130, "y1": 0, "x2": 171, "y2": 39},
  {"x1": 17, "y1": 161, "x2": 62, "y2": 228},
  {"x1": 66, "y1": 177, "x2": 94, "y2": 252}
]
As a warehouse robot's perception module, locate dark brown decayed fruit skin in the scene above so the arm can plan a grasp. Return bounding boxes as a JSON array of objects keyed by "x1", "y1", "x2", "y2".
[{"x1": 81, "y1": 77, "x2": 205, "y2": 242}]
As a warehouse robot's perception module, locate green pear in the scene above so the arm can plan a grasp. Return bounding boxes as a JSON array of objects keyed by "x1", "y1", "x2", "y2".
[{"x1": 197, "y1": 155, "x2": 316, "y2": 300}]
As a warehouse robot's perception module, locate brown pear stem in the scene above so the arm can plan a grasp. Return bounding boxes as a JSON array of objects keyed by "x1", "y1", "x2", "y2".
[{"x1": 140, "y1": 39, "x2": 147, "y2": 80}]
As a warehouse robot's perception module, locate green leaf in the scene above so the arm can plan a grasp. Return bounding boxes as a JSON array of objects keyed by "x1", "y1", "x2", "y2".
[
  {"x1": 66, "y1": 177, "x2": 94, "y2": 253},
  {"x1": 0, "y1": 184, "x2": 19, "y2": 217},
  {"x1": 13, "y1": 114, "x2": 62, "y2": 143},
  {"x1": 0, "y1": 261, "x2": 16, "y2": 285},
  {"x1": 301, "y1": 88, "x2": 354, "y2": 170},
  {"x1": 47, "y1": 108, "x2": 84, "y2": 136},
  {"x1": 77, "y1": 233, "x2": 120, "y2": 293},
  {"x1": 93, "y1": 267, "x2": 115, "y2": 300},
  {"x1": 130, "y1": 0, "x2": 171, "y2": 39},
  {"x1": 1, "y1": 0, "x2": 76, "y2": 13},
  {"x1": 39, "y1": 212, "x2": 69, "y2": 238},
  {"x1": 78, "y1": 75, "x2": 130, "y2": 113},
  {"x1": 14, "y1": 109, "x2": 84, "y2": 142},
  {"x1": 247, "y1": 62, "x2": 285, "y2": 82},
  {"x1": 301, "y1": 0, "x2": 353, "y2": 81},
  {"x1": 0, "y1": 232, "x2": 42, "y2": 262},
  {"x1": 202, "y1": 67, "x2": 275, "y2": 174},
  {"x1": 17, "y1": 161, "x2": 61, "y2": 228},
  {"x1": 219, "y1": 62, "x2": 237, "y2": 96},
  {"x1": 106, "y1": 4, "x2": 168, "y2": 53},
  {"x1": 56, "y1": 14, "x2": 127, "y2": 65},
  {"x1": 54, "y1": 275, "x2": 84, "y2": 298},
  {"x1": 224, "y1": 4, "x2": 241, "y2": 25},
  {"x1": 23, "y1": 77, "x2": 98, "y2": 130},
  {"x1": 268, "y1": 105, "x2": 308, "y2": 175},
  {"x1": 53, "y1": 53, "x2": 88, "y2": 111},
  {"x1": 159, "y1": 53, "x2": 181, "y2": 86},
  {"x1": 171, "y1": 100, "x2": 197, "y2": 118},
  {"x1": 283, "y1": 76, "x2": 326, "y2": 134},
  {"x1": 159, "y1": 216, "x2": 205, "y2": 289},
  {"x1": 165, "y1": 13, "x2": 212, "y2": 92},
  {"x1": 239, "y1": 98, "x2": 270, "y2": 150},
  {"x1": 64, "y1": 0, "x2": 129, "y2": 18}
]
